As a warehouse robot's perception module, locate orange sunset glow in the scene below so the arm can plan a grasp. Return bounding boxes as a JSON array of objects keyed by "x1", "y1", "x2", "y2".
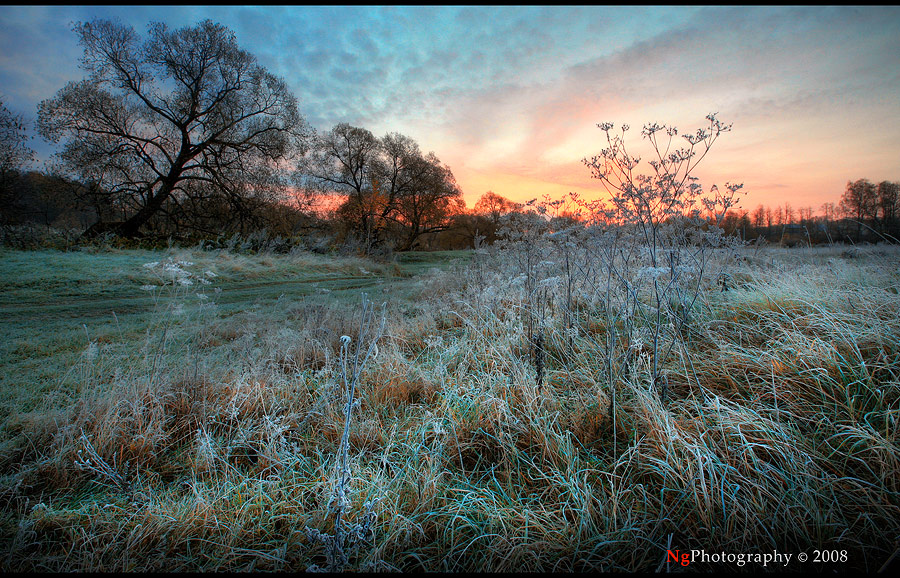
[{"x1": 2, "y1": 6, "x2": 899, "y2": 214}]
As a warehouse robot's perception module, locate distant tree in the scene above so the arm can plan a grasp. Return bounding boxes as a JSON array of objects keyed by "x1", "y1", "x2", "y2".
[
  {"x1": 0, "y1": 100, "x2": 33, "y2": 174},
  {"x1": 37, "y1": 19, "x2": 308, "y2": 238},
  {"x1": 783, "y1": 202, "x2": 795, "y2": 225},
  {"x1": 840, "y1": 179, "x2": 878, "y2": 240},
  {"x1": 438, "y1": 212, "x2": 485, "y2": 249},
  {"x1": 473, "y1": 191, "x2": 521, "y2": 226},
  {"x1": 0, "y1": 99, "x2": 35, "y2": 223},
  {"x1": 303, "y1": 124, "x2": 463, "y2": 251},
  {"x1": 469, "y1": 191, "x2": 523, "y2": 244},
  {"x1": 738, "y1": 209, "x2": 752, "y2": 236},
  {"x1": 876, "y1": 180, "x2": 899, "y2": 230},
  {"x1": 798, "y1": 206, "x2": 813, "y2": 224},
  {"x1": 752, "y1": 204, "x2": 766, "y2": 229},
  {"x1": 721, "y1": 208, "x2": 735, "y2": 230}
]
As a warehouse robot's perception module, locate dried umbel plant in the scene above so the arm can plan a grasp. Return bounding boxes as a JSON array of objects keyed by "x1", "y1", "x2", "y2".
[
  {"x1": 581, "y1": 114, "x2": 747, "y2": 398},
  {"x1": 141, "y1": 257, "x2": 218, "y2": 307},
  {"x1": 305, "y1": 294, "x2": 386, "y2": 572}
]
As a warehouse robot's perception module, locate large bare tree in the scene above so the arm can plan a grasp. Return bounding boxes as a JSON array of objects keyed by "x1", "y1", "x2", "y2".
[{"x1": 37, "y1": 19, "x2": 309, "y2": 238}]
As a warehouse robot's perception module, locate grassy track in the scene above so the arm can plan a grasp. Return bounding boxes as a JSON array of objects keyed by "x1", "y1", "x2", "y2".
[
  {"x1": 0, "y1": 248, "x2": 470, "y2": 317},
  {"x1": 0, "y1": 247, "x2": 470, "y2": 415}
]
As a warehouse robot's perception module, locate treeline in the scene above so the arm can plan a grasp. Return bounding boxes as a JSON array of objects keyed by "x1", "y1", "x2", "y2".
[
  {"x1": 0, "y1": 165, "x2": 524, "y2": 252},
  {"x1": 717, "y1": 179, "x2": 900, "y2": 245}
]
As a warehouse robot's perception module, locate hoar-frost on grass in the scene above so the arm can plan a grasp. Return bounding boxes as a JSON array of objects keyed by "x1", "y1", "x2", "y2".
[{"x1": 0, "y1": 243, "x2": 898, "y2": 572}]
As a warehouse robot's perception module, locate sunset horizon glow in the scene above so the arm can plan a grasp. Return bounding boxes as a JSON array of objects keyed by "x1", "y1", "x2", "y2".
[{"x1": 1, "y1": 6, "x2": 898, "y2": 215}]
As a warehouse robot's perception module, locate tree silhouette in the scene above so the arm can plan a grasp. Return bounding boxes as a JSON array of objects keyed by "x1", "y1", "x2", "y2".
[
  {"x1": 1, "y1": 99, "x2": 35, "y2": 223},
  {"x1": 839, "y1": 179, "x2": 878, "y2": 239},
  {"x1": 38, "y1": 19, "x2": 308, "y2": 238},
  {"x1": 302, "y1": 124, "x2": 463, "y2": 251}
]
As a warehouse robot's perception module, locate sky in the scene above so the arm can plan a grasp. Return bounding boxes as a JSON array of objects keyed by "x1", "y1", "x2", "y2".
[{"x1": 1, "y1": 5, "x2": 899, "y2": 213}]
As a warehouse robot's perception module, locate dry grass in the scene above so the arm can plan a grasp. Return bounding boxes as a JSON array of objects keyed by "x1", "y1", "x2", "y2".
[{"x1": 1, "y1": 244, "x2": 899, "y2": 571}]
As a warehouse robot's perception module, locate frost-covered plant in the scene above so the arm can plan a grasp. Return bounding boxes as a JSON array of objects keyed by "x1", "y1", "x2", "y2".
[
  {"x1": 305, "y1": 294, "x2": 386, "y2": 572},
  {"x1": 74, "y1": 430, "x2": 131, "y2": 493},
  {"x1": 495, "y1": 208, "x2": 555, "y2": 383},
  {"x1": 581, "y1": 114, "x2": 747, "y2": 397},
  {"x1": 141, "y1": 257, "x2": 218, "y2": 307},
  {"x1": 140, "y1": 257, "x2": 220, "y2": 324}
]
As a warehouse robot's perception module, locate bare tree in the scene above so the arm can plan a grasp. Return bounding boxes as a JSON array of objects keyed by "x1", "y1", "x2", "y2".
[
  {"x1": 798, "y1": 206, "x2": 813, "y2": 224},
  {"x1": 302, "y1": 123, "x2": 381, "y2": 248},
  {"x1": 840, "y1": 178, "x2": 878, "y2": 240},
  {"x1": 473, "y1": 191, "x2": 521, "y2": 226},
  {"x1": 783, "y1": 202, "x2": 795, "y2": 225},
  {"x1": 774, "y1": 205, "x2": 784, "y2": 226},
  {"x1": 37, "y1": 19, "x2": 309, "y2": 238},
  {"x1": 390, "y1": 151, "x2": 464, "y2": 250},
  {"x1": 1, "y1": 99, "x2": 35, "y2": 223},
  {"x1": 372, "y1": 132, "x2": 429, "y2": 248},
  {"x1": 877, "y1": 180, "x2": 899, "y2": 231},
  {"x1": 752, "y1": 204, "x2": 766, "y2": 229},
  {"x1": 303, "y1": 124, "x2": 463, "y2": 252}
]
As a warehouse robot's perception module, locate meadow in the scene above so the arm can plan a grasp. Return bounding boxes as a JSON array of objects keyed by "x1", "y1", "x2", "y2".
[{"x1": 0, "y1": 242, "x2": 898, "y2": 572}]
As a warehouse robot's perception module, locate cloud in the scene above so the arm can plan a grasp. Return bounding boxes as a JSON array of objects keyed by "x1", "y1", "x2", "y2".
[
  {"x1": 439, "y1": 6, "x2": 900, "y2": 204},
  {"x1": 2, "y1": 5, "x2": 898, "y2": 206}
]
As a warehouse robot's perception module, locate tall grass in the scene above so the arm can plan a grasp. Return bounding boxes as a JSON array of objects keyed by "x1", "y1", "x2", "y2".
[{"x1": 1, "y1": 244, "x2": 898, "y2": 571}]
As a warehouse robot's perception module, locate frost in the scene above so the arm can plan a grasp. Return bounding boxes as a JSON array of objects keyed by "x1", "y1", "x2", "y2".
[{"x1": 635, "y1": 266, "x2": 668, "y2": 281}]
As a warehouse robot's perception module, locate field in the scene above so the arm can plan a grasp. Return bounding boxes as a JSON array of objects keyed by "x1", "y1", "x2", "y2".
[{"x1": 1, "y1": 243, "x2": 899, "y2": 572}]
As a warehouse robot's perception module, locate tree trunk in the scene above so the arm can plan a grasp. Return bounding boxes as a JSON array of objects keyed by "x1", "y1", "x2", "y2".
[
  {"x1": 81, "y1": 220, "x2": 132, "y2": 239},
  {"x1": 396, "y1": 229, "x2": 418, "y2": 252},
  {"x1": 110, "y1": 164, "x2": 185, "y2": 238}
]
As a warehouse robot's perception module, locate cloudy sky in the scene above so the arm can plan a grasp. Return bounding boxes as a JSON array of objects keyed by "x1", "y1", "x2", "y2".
[{"x1": 1, "y1": 5, "x2": 898, "y2": 212}]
